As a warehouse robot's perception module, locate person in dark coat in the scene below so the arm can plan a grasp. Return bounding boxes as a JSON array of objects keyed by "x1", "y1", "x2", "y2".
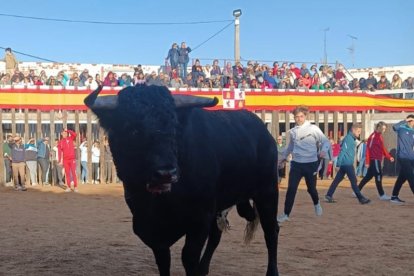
[
  {"x1": 178, "y1": 41, "x2": 191, "y2": 79},
  {"x1": 165, "y1": 43, "x2": 179, "y2": 70}
]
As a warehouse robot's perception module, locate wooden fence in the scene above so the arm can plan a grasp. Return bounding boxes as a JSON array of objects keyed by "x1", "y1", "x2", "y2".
[{"x1": 1, "y1": 86, "x2": 413, "y2": 185}]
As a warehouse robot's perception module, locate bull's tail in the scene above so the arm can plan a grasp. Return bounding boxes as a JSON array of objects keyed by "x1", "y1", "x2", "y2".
[{"x1": 237, "y1": 201, "x2": 259, "y2": 244}]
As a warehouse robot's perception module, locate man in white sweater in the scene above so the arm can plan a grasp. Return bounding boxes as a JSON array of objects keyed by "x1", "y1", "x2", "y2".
[{"x1": 277, "y1": 105, "x2": 330, "y2": 223}]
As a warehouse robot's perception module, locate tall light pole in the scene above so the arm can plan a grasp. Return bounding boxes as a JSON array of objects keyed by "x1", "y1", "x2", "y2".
[
  {"x1": 323, "y1": 27, "x2": 330, "y2": 65},
  {"x1": 347, "y1": 34, "x2": 358, "y2": 67},
  {"x1": 233, "y1": 9, "x2": 242, "y2": 64}
]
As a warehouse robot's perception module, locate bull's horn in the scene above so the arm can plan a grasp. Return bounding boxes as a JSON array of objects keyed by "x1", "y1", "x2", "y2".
[
  {"x1": 173, "y1": 95, "x2": 219, "y2": 109},
  {"x1": 84, "y1": 85, "x2": 118, "y2": 109}
]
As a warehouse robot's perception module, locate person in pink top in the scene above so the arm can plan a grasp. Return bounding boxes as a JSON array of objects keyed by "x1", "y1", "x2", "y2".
[{"x1": 58, "y1": 128, "x2": 78, "y2": 192}]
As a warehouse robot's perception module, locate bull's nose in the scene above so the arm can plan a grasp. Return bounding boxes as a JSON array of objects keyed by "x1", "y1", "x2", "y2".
[
  {"x1": 154, "y1": 168, "x2": 178, "y2": 183},
  {"x1": 157, "y1": 168, "x2": 177, "y2": 176}
]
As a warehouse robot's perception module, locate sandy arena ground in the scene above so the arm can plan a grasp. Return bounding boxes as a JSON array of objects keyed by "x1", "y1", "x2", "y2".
[{"x1": 0, "y1": 177, "x2": 413, "y2": 276}]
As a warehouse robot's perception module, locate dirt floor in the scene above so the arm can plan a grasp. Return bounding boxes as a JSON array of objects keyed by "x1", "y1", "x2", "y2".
[{"x1": 0, "y1": 177, "x2": 413, "y2": 276}]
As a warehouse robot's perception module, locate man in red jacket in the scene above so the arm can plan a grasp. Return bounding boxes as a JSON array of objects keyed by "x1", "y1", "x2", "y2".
[
  {"x1": 58, "y1": 128, "x2": 78, "y2": 192},
  {"x1": 358, "y1": 122, "x2": 394, "y2": 200}
]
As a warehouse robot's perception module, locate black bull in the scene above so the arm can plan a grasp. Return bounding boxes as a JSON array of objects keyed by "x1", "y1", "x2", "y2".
[{"x1": 84, "y1": 85, "x2": 279, "y2": 276}]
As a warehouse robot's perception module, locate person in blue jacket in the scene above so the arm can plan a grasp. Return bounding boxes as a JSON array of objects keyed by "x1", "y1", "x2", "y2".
[
  {"x1": 325, "y1": 123, "x2": 371, "y2": 204},
  {"x1": 390, "y1": 114, "x2": 414, "y2": 204},
  {"x1": 165, "y1": 43, "x2": 179, "y2": 70}
]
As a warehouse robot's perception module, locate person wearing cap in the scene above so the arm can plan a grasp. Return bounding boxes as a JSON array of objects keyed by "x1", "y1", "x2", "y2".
[
  {"x1": 37, "y1": 137, "x2": 51, "y2": 185},
  {"x1": 10, "y1": 135, "x2": 27, "y2": 191},
  {"x1": 3, "y1": 48, "x2": 18, "y2": 75},
  {"x1": 58, "y1": 128, "x2": 78, "y2": 192},
  {"x1": 390, "y1": 115, "x2": 414, "y2": 204}
]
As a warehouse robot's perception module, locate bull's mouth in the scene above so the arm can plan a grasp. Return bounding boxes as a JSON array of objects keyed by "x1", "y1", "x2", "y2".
[{"x1": 146, "y1": 174, "x2": 178, "y2": 194}]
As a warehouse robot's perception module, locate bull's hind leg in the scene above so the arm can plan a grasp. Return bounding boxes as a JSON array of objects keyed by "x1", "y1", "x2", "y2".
[
  {"x1": 152, "y1": 247, "x2": 171, "y2": 276},
  {"x1": 255, "y1": 192, "x2": 279, "y2": 276},
  {"x1": 199, "y1": 220, "x2": 222, "y2": 276}
]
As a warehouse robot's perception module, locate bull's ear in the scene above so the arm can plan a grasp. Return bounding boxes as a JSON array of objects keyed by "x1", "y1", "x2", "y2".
[
  {"x1": 173, "y1": 95, "x2": 218, "y2": 109},
  {"x1": 84, "y1": 85, "x2": 118, "y2": 110}
]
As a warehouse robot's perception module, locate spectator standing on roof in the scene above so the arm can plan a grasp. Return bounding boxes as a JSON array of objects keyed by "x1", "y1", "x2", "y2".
[
  {"x1": 178, "y1": 42, "x2": 191, "y2": 79},
  {"x1": 3, "y1": 48, "x2": 18, "y2": 75},
  {"x1": 165, "y1": 43, "x2": 179, "y2": 70}
]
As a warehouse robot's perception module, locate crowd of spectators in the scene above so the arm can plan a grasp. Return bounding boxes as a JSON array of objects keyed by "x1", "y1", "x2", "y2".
[{"x1": 1, "y1": 48, "x2": 413, "y2": 97}]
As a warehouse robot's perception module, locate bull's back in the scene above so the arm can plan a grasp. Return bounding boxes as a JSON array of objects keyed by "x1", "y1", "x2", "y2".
[{"x1": 177, "y1": 108, "x2": 278, "y2": 201}]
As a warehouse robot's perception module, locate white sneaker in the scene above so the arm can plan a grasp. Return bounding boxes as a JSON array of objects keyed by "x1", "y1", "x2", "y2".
[
  {"x1": 65, "y1": 188, "x2": 72, "y2": 192},
  {"x1": 277, "y1": 213, "x2": 289, "y2": 223},
  {"x1": 5, "y1": 182, "x2": 13, "y2": 187},
  {"x1": 314, "y1": 201, "x2": 323, "y2": 216},
  {"x1": 379, "y1": 194, "x2": 391, "y2": 201},
  {"x1": 74, "y1": 188, "x2": 79, "y2": 193}
]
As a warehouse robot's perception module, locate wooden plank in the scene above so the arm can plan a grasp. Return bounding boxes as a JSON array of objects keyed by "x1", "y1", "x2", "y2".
[
  {"x1": 272, "y1": 111, "x2": 279, "y2": 138},
  {"x1": 352, "y1": 111, "x2": 357, "y2": 124},
  {"x1": 24, "y1": 109, "x2": 29, "y2": 141},
  {"x1": 285, "y1": 111, "x2": 290, "y2": 135},
  {"x1": 50, "y1": 110, "x2": 55, "y2": 142},
  {"x1": 324, "y1": 111, "x2": 329, "y2": 137},
  {"x1": 99, "y1": 126, "x2": 105, "y2": 183},
  {"x1": 75, "y1": 110, "x2": 80, "y2": 184},
  {"x1": 86, "y1": 109, "x2": 92, "y2": 184},
  {"x1": 0, "y1": 110, "x2": 4, "y2": 185},
  {"x1": 361, "y1": 111, "x2": 366, "y2": 139},
  {"x1": 37, "y1": 110, "x2": 42, "y2": 139},
  {"x1": 63, "y1": 110, "x2": 68, "y2": 129},
  {"x1": 11, "y1": 109, "x2": 16, "y2": 135},
  {"x1": 343, "y1": 112, "x2": 348, "y2": 135},
  {"x1": 333, "y1": 111, "x2": 338, "y2": 141}
]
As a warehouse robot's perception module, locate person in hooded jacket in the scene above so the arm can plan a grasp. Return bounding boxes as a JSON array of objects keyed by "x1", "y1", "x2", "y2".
[{"x1": 325, "y1": 123, "x2": 371, "y2": 204}]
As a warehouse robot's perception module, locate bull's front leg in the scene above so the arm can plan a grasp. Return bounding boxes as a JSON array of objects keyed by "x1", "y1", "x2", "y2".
[
  {"x1": 181, "y1": 222, "x2": 210, "y2": 276},
  {"x1": 152, "y1": 247, "x2": 171, "y2": 276}
]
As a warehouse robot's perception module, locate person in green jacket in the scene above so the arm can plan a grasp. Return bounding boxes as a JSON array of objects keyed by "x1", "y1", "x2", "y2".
[{"x1": 325, "y1": 123, "x2": 371, "y2": 204}]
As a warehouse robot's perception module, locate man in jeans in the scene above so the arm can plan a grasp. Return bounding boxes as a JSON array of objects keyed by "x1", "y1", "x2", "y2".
[
  {"x1": 358, "y1": 122, "x2": 394, "y2": 200},
  {"x1": 178, "y1": 42, "x2": 191, "y2": 80},
  {"x1": 51, "y1": 139, "x2": 64, "y2": 187},
  {"x1": 325, "y1": 123, "x2": 371, "y2": 204},
  {"x1": 11, "y1": 135, "x2": 26, "y2": 191},
  {"x1": 3, "y1": 134, "x2": 14, "y2": 186},
  {"x1": 277, "y1": 105, "x2": 330, "y2": 223},
  {"x1": 390, "y1": 115, "x2": 414, "y2": 204},
  {"x1": 37, "y1": 137, "x2": 51, "y2": 185}
]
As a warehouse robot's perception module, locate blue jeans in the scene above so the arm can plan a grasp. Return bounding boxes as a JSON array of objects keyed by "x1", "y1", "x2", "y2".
[
  {"x1": 81, "y1": 161, "x2": 88, "y2": 182},
  {"x1": 179, "y1": 62, "x2": 188, "y2": 79},
  {"x1": 326, "y1": 165, "x2": 363, "y2": 199}
]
